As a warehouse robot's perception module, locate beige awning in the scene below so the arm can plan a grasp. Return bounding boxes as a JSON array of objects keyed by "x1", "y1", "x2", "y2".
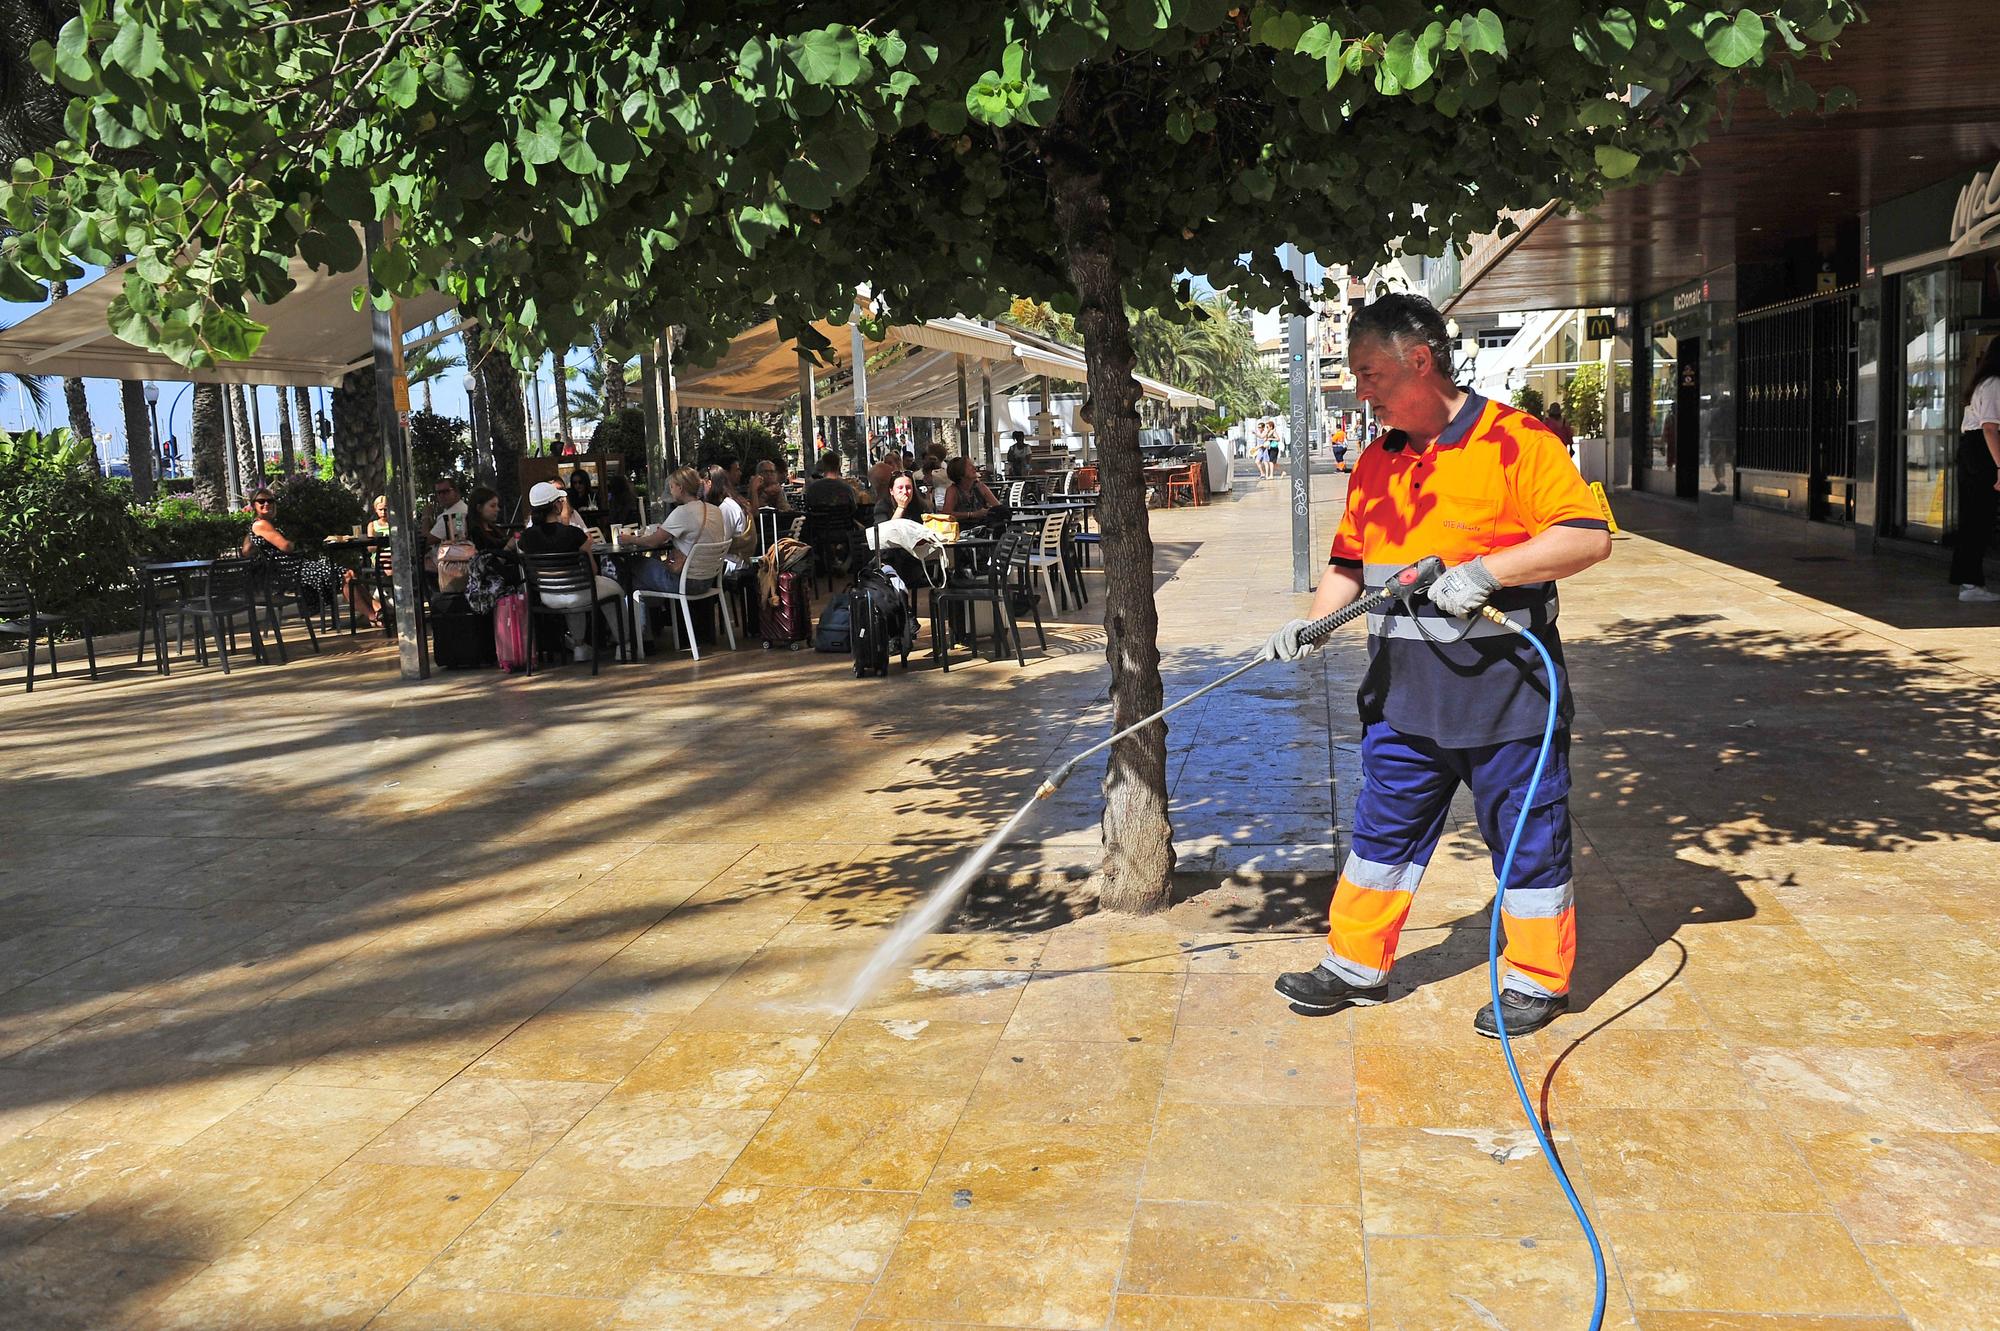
[
  {"x1": 0, "y1": 252, "x2": 458, "y2": 387},
  {"x1": 676, "y1": 315, "x2": 1021, "y2": 411}
]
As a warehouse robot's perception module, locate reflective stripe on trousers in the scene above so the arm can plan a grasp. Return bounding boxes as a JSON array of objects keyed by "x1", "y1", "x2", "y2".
[{"x1": 1324, "y1": 721, "x2": 1576, "y2": 998}]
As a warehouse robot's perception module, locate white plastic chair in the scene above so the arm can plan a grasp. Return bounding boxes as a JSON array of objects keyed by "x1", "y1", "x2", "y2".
[
  {"x1": 631, "y1": 535, "x2": 735, "y2": 660},
  {"x1": 1006, "y1": 481, "x2": 1027, "y2": 507},
  {"x1": 1027, "y1": 513, "x2": 1068, "y2": 613}
]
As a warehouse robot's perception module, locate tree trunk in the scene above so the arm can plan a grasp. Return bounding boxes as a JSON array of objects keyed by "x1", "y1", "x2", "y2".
[
  {"x1": 292, "y1": 385, "x2": 317, "y2": 470},
  {"x1": 275, "y1": 386, "x2": 296, "y2": 475},
  {"x1": 474, "y1": 347, "x2": 526, "y2": 517},
  {"x1": 594, "y1": 324, "x2": 629, "y2": 418},
  {"x1": 49, "y1": 281, "x2": 98, "y2": 473},
  {"x1": 119, "y1": 380, "x2": 155, "y2": 501},
  {"x1": 331, "y1": 365, "x2": 386, "y2": 499},
  {"x1": 191, "y1": 383, "x2": 226, "y2": 512},
  {"x1": 227, "y1": 384, "x2": 258, "y2": 491},
  {"x1": 554, "y1": 348, "x2": 573, "y2": 446},
  {"x1": 1048, "y1": 139, "x2": 1175, "y2": 913}
]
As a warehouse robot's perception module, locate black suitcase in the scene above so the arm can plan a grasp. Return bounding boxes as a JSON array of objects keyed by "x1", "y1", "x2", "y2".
[
  {"x1": 430, "y1": 604, "x2": 496, "y2": 669},
  {"x1": 848, "y1": 570, "x2": 906, "y2": 677}
]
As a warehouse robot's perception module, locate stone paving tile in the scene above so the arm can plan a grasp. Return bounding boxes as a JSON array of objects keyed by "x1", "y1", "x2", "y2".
[{"x1": 2, "y1": 472, "x2": 1998, "y2": 1329}]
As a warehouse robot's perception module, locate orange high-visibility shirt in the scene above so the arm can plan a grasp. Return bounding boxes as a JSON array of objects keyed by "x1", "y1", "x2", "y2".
[{"x1": 1329, "y1": 394, "x2": 1604, "y2": 746}]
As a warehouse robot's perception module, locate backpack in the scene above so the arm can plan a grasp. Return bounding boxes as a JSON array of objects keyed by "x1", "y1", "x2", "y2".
[{"x1": 813, "y1": 596, "x2": 851, "y2": 653}]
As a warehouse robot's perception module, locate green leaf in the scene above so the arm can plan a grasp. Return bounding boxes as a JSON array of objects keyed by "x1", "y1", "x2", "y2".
[
  {"x1": 425, "y1": 50, "x2": 474, "y2": 105},
  {"x1": 1577, "y1": 99, "x2": 1626, "y2": 130},
  {"x1": 925, "y1": 99, "x2": 968, "y2": 134},
  {"x1": 1460, "y1": 9, "x2": 1506, "y2": 58},
  {"x1": 1704, "y1": 9, "x2": 1765, "y2": 69},
  {"x1": 1295, "y1": 22, "x2": 1335, "y2": 58},
  {"x1": 105, "y1": 22, "x2": 164, "y2": 79},
  {"x1": 50, "y1": 17, "x2": 99, "y2": 93},
  {"x1": 780, "y1": 158, "x2": 836, "y2": 209},
  {"x1": 1594, "y1": 144, "x2": 1641, "y2": 179},
  {"x1": 788, "y1": 26, "x2": 865, "y2": 86},
  {"x1": 381, "y1": 56, "x2": 421, "y2": 109},
  {"x1": 1821, "y1": 85, "x2": 1858, "y2": 115},
  {"x1": 1165, "y1": 106, "x2": 1193, "y2": 144},
  {"x1": 517, "y1": 117, "x2": 562, "y2": 165},
  {"x1": 558, "y1": 127, "x2": 600, "y2": 175},
  {"x1": 483, "y1": 141, "x2": 510, "y2": 181}
]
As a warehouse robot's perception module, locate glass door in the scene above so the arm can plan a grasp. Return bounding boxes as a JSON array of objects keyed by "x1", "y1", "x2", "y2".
[{"x1": 1899, "y1": 268, "x2": 1956, "y2": 539}]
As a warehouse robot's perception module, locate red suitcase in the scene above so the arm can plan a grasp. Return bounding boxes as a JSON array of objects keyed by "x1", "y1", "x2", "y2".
[{"x1": 759, "y1": 570, "x2": 811, "y2": 649}]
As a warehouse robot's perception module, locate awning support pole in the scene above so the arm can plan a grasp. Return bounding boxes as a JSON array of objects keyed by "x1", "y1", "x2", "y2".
[
  {"x1": 955, "y1": 354, "x2": 970, "y2": 458},
  {"x1": 640, "y1": 340, "x2": 666, "y2": 487},
  {"x1": 979, "y1": 363, "x2": 996, "y2": 471},
  {"x1": 797, "y1": 351, "x2": 817, "y2": 473},
  {"x1": 363, "y1": 219, "x2": 431, "y2": 681},
  {"x1": 851, "y1": 317, "x2": 870, "y2": 476}
]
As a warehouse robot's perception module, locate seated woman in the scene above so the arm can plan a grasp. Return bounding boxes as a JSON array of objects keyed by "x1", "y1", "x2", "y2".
[
  {"x1": 367, "y1": 494, "x2": 390, "y2": 536},
  {"x1": 629, "y1": 467, "x2": 728, "y2": 637},
  {"x1": 460, "y1": 485, "x2": 519, "y2": 613},
  {"x1": 941, "y1": 456, "x2": 1002, "y2": 524},
  {"x1": 464, "y1": 485, "x2": 514, "y2": 553},
  {"x1": 566, "y1": 467, "x2": 596, "y2": 518},
  {"x1": 242, "y1": 486, "x2": 373, "y2": 626},
  {"x1": 873, "y1": 472, "x2": 931, "y2": 524},
  {"x1": 518, "y1": 480, "x2": 627, "y2": 659},
  {"x1": 600, "y1": 472, "x2": 642, "y2": 527}
]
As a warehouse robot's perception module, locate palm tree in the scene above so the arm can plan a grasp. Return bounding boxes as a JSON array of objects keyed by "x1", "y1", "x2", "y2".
[
  {"x1": 292, "y1": 385, "x2": 316, "y2": 469},
  {"x1": 0, "y1": 2, "x2": 70, "y2": 169},
  {"x1": 0, "y1": 318, "x2": 53, "y2": 428},
  {"x1": 404, "y1": 341, "x2": 464, "y2": 413},
  {"x1": 191, "y1": 383, "x2": 225, "y2": 512},
  {"x1": 593, "y1": 323, "x2": 630, "y2": 417},
  {"x1": 119, "y1": 379, "x2": 154, "y2": 499},
  {"x1": 553, "y1": 347, "x2": 574, "y2": 445},
  {"x1": 45, "y1": 279, "x2": 98, "y2": 470}
]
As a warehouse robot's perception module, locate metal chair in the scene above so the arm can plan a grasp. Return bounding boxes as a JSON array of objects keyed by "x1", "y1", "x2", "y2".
[
  {"x1": 176, "y1": 560, "x2": 265, "y2": 676},
  {"x1": 630, "y1": 535, "x2": 736, "y2": 661},
  {"x1": 931, "y1": 525, "x2": 1045, "y2": 669},
  {"x1": 0, "y1": 583, "x2": 97, "y2": 692},
  {"x1": 518, "y1": 548, "x2": 630, "y2": 676}
]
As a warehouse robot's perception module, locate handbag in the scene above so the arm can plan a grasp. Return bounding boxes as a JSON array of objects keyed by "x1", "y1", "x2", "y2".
[{"x1": 436, "y1": 540, "x2": 476, "y2": 592}]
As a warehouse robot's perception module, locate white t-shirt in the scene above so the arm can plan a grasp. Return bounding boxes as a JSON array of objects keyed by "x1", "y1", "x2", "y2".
[
  {"x1": 716, "y1": 494, "x2": 747, "y2": 538},
  {"x1": 659, "y1": 500, "x2": 720, "y2": 560},
  {"x1": 430, "y1": 500, "x2": 468, "y2": 542},
  {"x1": 1964, "y1": 377, "x2": 2000, "y2": 432}
]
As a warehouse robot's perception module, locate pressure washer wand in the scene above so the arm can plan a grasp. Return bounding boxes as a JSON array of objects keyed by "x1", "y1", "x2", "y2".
[{"x1": 1034, "y1": 555, "x2": 1445, "y2": 802}]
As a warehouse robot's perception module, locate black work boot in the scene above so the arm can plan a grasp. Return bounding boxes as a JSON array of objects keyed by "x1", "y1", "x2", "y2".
[
  {"x1": 1274, "y1": 964, "x2": 1389, "y2": 1011},
  {"x1": 1473, "y1": 989, "x2": 1569, "y2": 1039}
]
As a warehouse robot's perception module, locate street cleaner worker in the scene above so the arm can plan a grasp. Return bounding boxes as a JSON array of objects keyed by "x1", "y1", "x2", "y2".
[{"x1": 1259, "y1": 294, "x2": 1612, "y2": 1038}]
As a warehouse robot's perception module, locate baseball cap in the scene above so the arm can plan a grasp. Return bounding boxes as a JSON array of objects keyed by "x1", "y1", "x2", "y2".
[{"x1": 528, "y1": 480, "x2": 567, "y2": 507}]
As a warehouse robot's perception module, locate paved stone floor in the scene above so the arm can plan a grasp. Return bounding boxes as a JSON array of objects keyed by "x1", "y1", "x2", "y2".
[{"x1": 1, "y1": 469, "x2": 1997, "y2": 1330}]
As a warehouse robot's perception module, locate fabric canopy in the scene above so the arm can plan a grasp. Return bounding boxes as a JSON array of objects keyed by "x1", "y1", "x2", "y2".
[{"x1": 0, "y1": 249, "x2": 458, "y2": 388}]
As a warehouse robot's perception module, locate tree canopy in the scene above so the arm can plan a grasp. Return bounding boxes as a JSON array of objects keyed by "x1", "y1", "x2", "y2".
[{"x1": 1, "y1": 1, "x2": 1859, "y2": 370}]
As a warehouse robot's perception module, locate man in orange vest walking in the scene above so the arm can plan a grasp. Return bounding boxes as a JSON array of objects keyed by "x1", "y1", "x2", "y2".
[{"x1": 1260, "y1": 294, "x2": 1612, "y2": 1037}]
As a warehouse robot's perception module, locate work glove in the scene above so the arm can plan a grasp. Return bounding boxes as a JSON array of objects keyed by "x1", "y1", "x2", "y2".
[
  {"x1": 1427, "y1": 557, "x2": 1503, "y2": 618},
  {"x1": 1258, "y1": 617, "x2": 1319, "y2": 662}
]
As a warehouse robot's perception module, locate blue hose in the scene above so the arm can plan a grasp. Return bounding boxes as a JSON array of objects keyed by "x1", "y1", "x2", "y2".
[{"x1": 1489, "y1": 622, "x2": 1607, "y2": 1330}]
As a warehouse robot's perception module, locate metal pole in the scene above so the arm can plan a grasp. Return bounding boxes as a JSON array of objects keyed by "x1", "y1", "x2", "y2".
[
  {"x1": 851, "y1": 319, "x2": 869, "y2": 474},
  {"x1": 1285, "y1": 243, "x2": 1315, "y2": 593},
  {"x1": 665, "y1": 328, "x2": 682, "y2": 469},
  {"x1": 979, "y1": 363, "x2": 996, "y2": 471},
  {"x1": 798, "y1": 350, "x2": 817, "y2": 474},
  {"x1": 247, "y1": 386, "x2": 265, "y2": 481},
  {"x1": 955, "y1": 354, "x2": 970, "y2": 458},
  {"x1": 639, "y1": 340, "x2": 665, "y2": 486},
  {"x1": 363, "y1": 219, "x2": 430, "y2": 681}
]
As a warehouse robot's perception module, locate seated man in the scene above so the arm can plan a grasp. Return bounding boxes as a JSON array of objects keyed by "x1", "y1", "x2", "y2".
[{"x1": 804, "y1": 451, "x2": 863, "y2": 509}]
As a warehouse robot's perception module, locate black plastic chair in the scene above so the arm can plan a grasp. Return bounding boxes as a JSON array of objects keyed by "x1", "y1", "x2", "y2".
[
  {"x1": 249, "y1": 554, "x2": 324, "y2": 664},
  {"x1": 134, "y1": 565, "x2": 190, "y2": 674},
  {"x1": 800, "y1": 501, "x2": 862, "y2": 594},
  {"x1": 0, "y1": 583, "x2": 97, "y2": 692},
  {"x1": 518, "y1": 548, "x2": 629, "y2": 677},
  {"x1": 931, "y1": 525, "x2": 1045, "y2": 669},
  {"x1": 176, "y1": 560, "x2": 265, "y2": 676}
]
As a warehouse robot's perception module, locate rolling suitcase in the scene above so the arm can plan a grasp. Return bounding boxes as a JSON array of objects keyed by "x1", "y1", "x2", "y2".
[
  {"x1": 494, "y1": 593, "x2": 529, "y2": 673},
  {"x1": 759, "y1": 570, "x2": 811, "y2": 649}
]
